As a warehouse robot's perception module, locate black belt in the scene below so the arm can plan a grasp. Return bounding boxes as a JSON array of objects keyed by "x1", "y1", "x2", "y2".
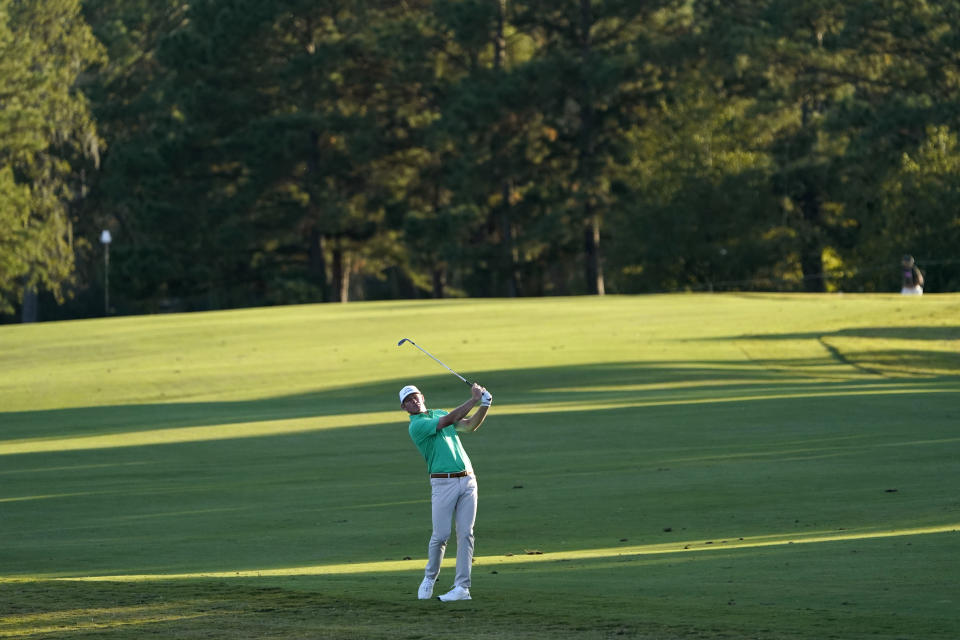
[{"x1": 430, "y1": 471, "x2": 470, "y2": 478}]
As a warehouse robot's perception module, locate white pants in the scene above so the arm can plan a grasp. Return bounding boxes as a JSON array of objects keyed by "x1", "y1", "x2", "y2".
[
  {"x1": 425, "y1": 474, "x2": 478, "y2": 588},
  {"x1": 901, "y1": 286, "x2": 923, "y2": 296}
]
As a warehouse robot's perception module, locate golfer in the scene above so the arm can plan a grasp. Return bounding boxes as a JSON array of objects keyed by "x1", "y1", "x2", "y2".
[{"x1": 400, "y1": 382, "x2": 491, "y2": 602}]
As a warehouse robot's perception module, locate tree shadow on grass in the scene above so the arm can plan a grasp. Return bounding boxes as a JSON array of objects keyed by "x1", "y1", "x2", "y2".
[
  {"x1": 731, "y1": 326, "x2": 960, "y2": 342},
  {"x1": 706, "y1": 325, "x2": 960, "y2": 378},
  {"x1": 1, "y1": 354, "x2": 958, "y2": 444},
  {"x1": 2, "y1": 353, "x2": 958, "y2": 444}
]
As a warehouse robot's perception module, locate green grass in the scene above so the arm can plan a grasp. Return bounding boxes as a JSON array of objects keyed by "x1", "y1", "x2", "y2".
[{"x1": 1, "y1": 293, "x2": 958, "y2": 639}]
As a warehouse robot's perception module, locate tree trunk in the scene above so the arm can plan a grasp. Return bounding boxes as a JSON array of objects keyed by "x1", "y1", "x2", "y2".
[
  {"x1": 494, "y1": 0, "x2": 519, "y2": 297},
  {"x1": 495, "y1": 0, "x2": 507, "y2": 68},
  {"x1": 332, "y1": 239, "x2": 350, "y2": 303},
  {"x1": 580, "y1": 0, "x2": 605, "y2": 295},
  {"x1": 21, "y1": 284, "x2": 38, "y2": 323},
  {"x1": 796, "y1": 98, "x2": 825, "y2": 293},
  {"x1": 584, "y1": 212, "x2": 605, "y2": 295},
  {"x1": 306, "y1": 130, "x2": 333, "y2": 302},
  {"x1": 499, "y1": 182, "x2": 519, "y2": 297},
  {"x1": 308, "y1": 229, "x2": 331, "y2": 302},
  {"x1": 799, "y1": 187, "x2": 825, "y2": 292},
  {"x1": 432, "y1": 265, "x2": 446, "y2": 298}
]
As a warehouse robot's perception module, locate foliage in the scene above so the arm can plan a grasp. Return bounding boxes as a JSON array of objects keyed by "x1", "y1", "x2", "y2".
[
  {"x1": 877, "y1": 126, "x2": 960, "y2": 291},
  {"x1": 4, "y1": 0, "x2": 960, "y2": 318},
  {"x1": 0, "y1": 0, "x2": 104, "y2": 314}
]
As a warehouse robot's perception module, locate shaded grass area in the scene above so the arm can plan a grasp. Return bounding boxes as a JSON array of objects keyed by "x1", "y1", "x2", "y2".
[
  {"x1": 3, "y1": 530, "x2": 958, "y2": 640},
  {"x1": 1, "y1": 356, "x2": 956, "y2": 444},
  {"x1": 3, "y1": 387, "x2": 957, "y2": 579},
  {"x1": 1, "y1": 294, "x2": 959, "y2": 638},
  {"x1": 2, "y1": 580, "x2": 635, "y2": 640}
]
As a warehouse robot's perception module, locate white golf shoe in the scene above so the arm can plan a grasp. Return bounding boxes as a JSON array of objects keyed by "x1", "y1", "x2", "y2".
[
  {"x1": 437, "y1": 586, "x2": 471, "y2": 602},
  {"x1": 417, "y1": 577, "x2": 436, "y2": 600}
]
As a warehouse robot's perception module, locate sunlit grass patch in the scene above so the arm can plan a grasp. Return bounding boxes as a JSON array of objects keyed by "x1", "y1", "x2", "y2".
[
  {"x1": 0, "y1": 603, "x2": 211, "y2": 639},
  {"x1": 0, "y1": 412, "x2": 394, "y2": 456},
  {"x1": 20, "y1": 521, "x2": 953, "y2": 583}
]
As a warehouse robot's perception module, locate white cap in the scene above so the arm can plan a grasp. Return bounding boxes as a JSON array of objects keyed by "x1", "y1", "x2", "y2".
[{"x1": 399, "y1": 384, "x2": 421, "y2": 404}]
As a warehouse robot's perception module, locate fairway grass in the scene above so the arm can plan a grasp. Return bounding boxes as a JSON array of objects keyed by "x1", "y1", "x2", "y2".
[{"x1": 1, "y1": 294, "x2": 958, "y2": 639}]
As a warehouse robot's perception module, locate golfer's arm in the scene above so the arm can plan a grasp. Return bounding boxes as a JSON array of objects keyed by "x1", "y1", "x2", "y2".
[
  {"x1": 437, "y1": 398, "x2": 479, "y2": 430},
  {"x1": 456, "y1": 405, "x2": 489, "y2": 433}
]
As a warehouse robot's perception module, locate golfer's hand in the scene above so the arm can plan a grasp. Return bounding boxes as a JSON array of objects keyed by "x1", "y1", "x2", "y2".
[
  {"x1": 480, "y1": 390, "x2": 492, "y2": 407},
  {"x1": 470, "y1": 383, "x2": 484, "y2": 402}
]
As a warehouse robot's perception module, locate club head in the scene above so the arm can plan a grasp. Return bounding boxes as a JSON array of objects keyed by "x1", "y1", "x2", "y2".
[{"x1": 397, "y1": 338, "x2": 410, "y2": 346}]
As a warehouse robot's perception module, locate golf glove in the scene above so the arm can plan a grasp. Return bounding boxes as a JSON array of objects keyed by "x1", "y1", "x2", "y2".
[{"x1": 480, "y1": 390, "x2": 493, "y2": 407}]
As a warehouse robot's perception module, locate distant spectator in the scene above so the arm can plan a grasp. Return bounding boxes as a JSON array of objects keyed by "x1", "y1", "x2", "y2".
[{"x1": 900, "y1": 255, "x2": 924, "y2": 295}]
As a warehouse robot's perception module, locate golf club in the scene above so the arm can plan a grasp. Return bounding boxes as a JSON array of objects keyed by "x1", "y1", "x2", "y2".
[{"x1": 397, "y1": 338, "x2": 471, "y2": 385}]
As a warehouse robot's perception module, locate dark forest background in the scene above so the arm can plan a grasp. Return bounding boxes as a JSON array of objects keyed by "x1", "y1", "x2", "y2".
[{"x1": 3, "y1": 0, "x2": 959, "y2": 321}]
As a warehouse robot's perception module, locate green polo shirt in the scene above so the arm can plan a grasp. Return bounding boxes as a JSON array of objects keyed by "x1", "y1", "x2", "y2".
[{"x1": 408, "y1": 409, "x2": 474, "y2": 474}]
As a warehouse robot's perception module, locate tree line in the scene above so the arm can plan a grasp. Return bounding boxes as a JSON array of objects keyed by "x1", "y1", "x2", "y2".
[{"x1": 3, "y1": 0, "x2": 959, "y2": 320}]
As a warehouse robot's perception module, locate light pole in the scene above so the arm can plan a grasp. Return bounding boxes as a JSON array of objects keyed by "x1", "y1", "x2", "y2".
[{"x1": 100, "y1": 230, "x2": 112, "y2": 315}]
